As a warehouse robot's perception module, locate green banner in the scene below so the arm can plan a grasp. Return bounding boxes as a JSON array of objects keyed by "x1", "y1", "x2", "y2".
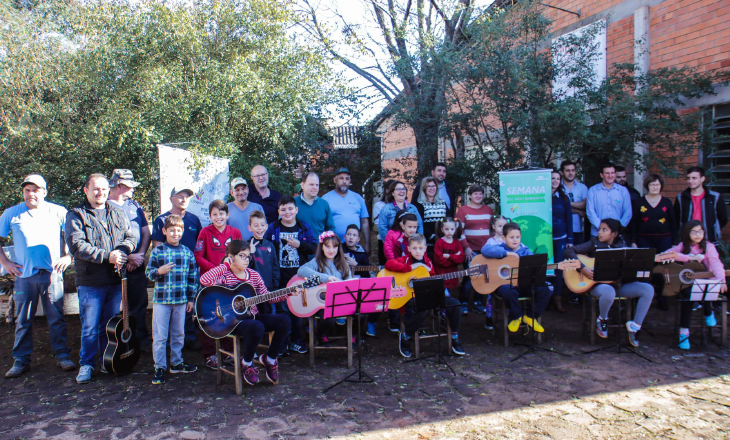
[{"x1": 499, "y1": 169, "x2": 554, "y2": 265}]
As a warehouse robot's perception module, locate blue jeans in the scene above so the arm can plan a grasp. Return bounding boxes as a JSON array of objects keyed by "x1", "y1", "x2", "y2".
[
  {"x1": 152, "y1": 303, "x2": 186, "y2": 370},
  {"x1": 78, "y1": 284, "x2": 121, "y2": 368},
  {"x1": 13, "y1": 271, "x2": 71, "y2": 365}
]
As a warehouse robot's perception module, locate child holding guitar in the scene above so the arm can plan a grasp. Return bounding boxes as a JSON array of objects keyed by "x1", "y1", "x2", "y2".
[
  {"x1": 666, "y1": 220, "x2": 727, "y2": 350},
  {"x1": 479, "y1": 215, "x2": 508, "y2": 329},
  {"x1": 297, "y1": 231, "x2": 353, "y2": 347},
  {"x1": 481, "y1": 222, "x2": 553, "y2": 334},
  {"x1": 387, "y1": 234, "x2": 465, "y2": 357},
  {"x1": 563, "y1": 218, "x2": 654, "y2": 348},
  {"x1": 383, "y1": 210, "x2": 420, "y2": 332},
  {"x1": 433, "y1": 218, "x2": 466, "y2": 298},
  {"x1": 199, "y1": 240, "x2": 294, "y2": 386}
]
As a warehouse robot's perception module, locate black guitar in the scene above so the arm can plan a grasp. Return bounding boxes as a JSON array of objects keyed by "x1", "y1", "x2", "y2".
[
  {"x1": 195, "y1": 276, "x2": 321, "y2": 339},
  {"x1": 103, "y1": 266, "x2": 141, "y2": 375}
]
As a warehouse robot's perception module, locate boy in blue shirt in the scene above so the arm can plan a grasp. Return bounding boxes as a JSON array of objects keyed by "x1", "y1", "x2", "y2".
[
  {"x1": 481, "y1": 222, "x2": 553, "y2": 333},
  {"x1": 146, "y1": 215, "x2": 199, "y2": 385}
]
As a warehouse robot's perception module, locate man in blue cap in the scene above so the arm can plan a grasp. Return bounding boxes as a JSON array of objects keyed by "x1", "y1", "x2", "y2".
[{"x1": 321, "y1": 167, "x2": 371, "y2": 254}]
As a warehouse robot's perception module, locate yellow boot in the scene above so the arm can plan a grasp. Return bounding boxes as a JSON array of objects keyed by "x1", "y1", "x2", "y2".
[
  {"x1": 522, "y1": 315, "x2": 544, "y2": 333},
  {"x1": 508, "y1": 317, "x2": 522, "y2": 333}
]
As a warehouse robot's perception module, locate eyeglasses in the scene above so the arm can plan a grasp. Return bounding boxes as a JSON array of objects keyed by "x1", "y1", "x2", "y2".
[
  {"x1": 394, "y1": 187, "x2": 407, "y2": 192},
  {"x1": 426, "y1": 185, "x2": 437, "y2": 189},
  {"x1": 251, "y1": 173, "x2": 268, "y2": 180},
  {"x1": 690, "y1": 230, "x2": 705, "y2": 236},
  {"x1": 236, "y1": 253, "x2": 252, "y2": 261}
]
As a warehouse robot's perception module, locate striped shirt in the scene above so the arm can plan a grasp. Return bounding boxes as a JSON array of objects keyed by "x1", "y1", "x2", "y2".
[
  {"x1": 199, "y1": 263, "x2": 284, "y2": 315},
  {"x1": 456, "y1": 205, "x2": 494, "y2": 251},
  {"x1": 146, "y1": 243, "x2": 199, "y2": 305}
]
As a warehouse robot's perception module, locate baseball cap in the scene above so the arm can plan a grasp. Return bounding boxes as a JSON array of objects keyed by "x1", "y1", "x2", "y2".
[
  {"x1": 230, "y1": 177, "x2": 248, "y2": 190},
  {"x1": 170, "y1": 187, "x2": 194, "y2": 197},
  {"x1": 21, "y1": 174, "x2": 47, "y2": 189},
  {"x1": 109, "y1": 169, "x2": 141, "y2": 188},
  {"x1": 334, "y1": 167, "x2": 351, "y2": 176}
]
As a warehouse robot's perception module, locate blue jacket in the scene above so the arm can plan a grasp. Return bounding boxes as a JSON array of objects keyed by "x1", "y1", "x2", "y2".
[
  {"x1": 552, "y1": 191, "x2": 573, "y2": 244},
  {"x1": 377, "y1": 201, "x2": 424, "y2": 241},
  {"x1": 481, "y1": 242, "x2": 533, "y2": 259}
]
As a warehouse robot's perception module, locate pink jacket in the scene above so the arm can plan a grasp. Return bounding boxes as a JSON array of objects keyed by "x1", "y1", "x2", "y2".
[
  {"x1": 666, "y1": 242, "x2": 726, "y2": 282},
  {"x1": 383, "y1": 230, "x2": 407, "y2": 260}
]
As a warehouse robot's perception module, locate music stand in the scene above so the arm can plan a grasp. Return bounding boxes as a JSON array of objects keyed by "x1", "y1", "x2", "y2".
[
  {"x1": 322, "y1": 277, "x2": 392, "y2": 393},
  {"x1": 404, "y1": 278, "x2": 456, "y2": 375},
  {"x1": 511, "y1": 254, "x2": 570, "y2": 362},
  {"x1": 683, "y1": 279, "x2": 723, "y2": 351},
  {"x1": 582, "y1": 248, "x2": 654, "y2": 362}
]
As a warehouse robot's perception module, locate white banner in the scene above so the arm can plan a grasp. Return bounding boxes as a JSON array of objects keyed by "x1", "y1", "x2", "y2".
[
  {"x1": 553, "y1": 20, "x2": 606, "y2": 98},
  {"x1": 157, "y1": 144, "x2": 230, "y2": 226}
]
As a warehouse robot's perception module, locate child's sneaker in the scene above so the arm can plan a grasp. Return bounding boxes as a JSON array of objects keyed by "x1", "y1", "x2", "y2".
[
  {"x1": 451, "y1": 338, "x2": 465, "y2": 355},
  {"x1": 678, "y1": 331, "x2": 691, "y2": 350},
  {"x1": 388, "y1": 321, "x2": 400, "y2": 333},
  {"x1": 335, "y1": 318, "x2": 346, "y2": 326},
  {"x1": 223, "y1": 355, "x2": 235, "y2": 366},
  {"x1": 170, "y1": 362, "x2": 197, "y2": 374},
  {"x1": 484, "y1": 316, "x2": 494, "y2": 330},
  {"x1": 205, "y1": 355, "x2": 219, "y2": 370},
  {"x1": 366, "y1": 322, "x2": 376, "y2": 337},
  {"x1": 242, "y1": 363, "x2": 259, "y2": 385},
  {"x1": 289, "y1": 340, "x2": 309, "y2": 354},
  {"x1": 472, "y1": 302, "x2": 485, "y2": 314},
  {"x1": 318, "y1": 335, "x2": 332, "y2": 347},
  {"x1": 260, "y1": 356, "x2": 279, "y2": 384},
  {"x1": 596, "y1": 318, "x2": 609, "y2": 339},
  {"x1": 151, "y1": 368, "x2": 166, "y2": 385},
  {"x1": 705, "y1": 312, "x2": 717, "y2": 327},
  {"x1": 522, "y1": 315, "x2": 544, "y2": 333},
  {"x1": 398, "y1": 332, "x2": 412, "y2": 358},
  {"x1": 460, "y1": 302, "x2": 469, "y2": 315},
  {"x1": 508, "y1": 317, "x2": 522, "y2": 333}
]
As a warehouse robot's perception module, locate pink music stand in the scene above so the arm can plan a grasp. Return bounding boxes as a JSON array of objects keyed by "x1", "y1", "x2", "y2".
[{"x1": 323, "y1": 277, "x2": 393, "y2": 319}]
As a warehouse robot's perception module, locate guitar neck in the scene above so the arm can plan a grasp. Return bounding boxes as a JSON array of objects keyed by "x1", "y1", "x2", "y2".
[
  {"x1": 422, "y1": 268, "x2": 472, "y2": 282},
  {"x1": 352, "y1": 265, "x2": 382, "y2": 272},
  {"x1": 243, "y1": 285, "x2": 299, "y2": 308},
  {"x1": 121, "y1": 277, "x2": 129, "y2": 331},
  {"x1": 688, "y1": 269, "x2": 730, "y2": 280}
]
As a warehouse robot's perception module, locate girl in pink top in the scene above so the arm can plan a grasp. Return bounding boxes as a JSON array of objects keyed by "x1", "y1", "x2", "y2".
[
  {"x1": 666, "y1": 220, "x2": 728, "y2": 350},
  {"x1": 383, "y1": 211, "x2": 419, "y2": 260}
]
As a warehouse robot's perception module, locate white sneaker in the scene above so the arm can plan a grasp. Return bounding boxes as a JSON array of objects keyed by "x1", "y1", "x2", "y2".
[{"x1": 76, "y1": 365, "x2": 93, "y2": 384}]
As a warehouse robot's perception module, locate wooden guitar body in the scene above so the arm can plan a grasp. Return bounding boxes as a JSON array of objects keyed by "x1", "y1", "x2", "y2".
[
  {"x1": 563, "y1": 255, "x2": 613, "y2": 294},
  {"x1": 652, "y1": 261, "x2": 709, "y2": 297},
  {"x1": 102, "y1": 315, "x2": 140, "y2": 375},
  {"x1": 286, "y1": 276, "x2": 329, "y2": 318},
  {"x1": 377, "y1": 266, "x2": 432, "y2": 310},
  {"x1": 471, "y1": 255, "x2": 580, "y2": 294}
]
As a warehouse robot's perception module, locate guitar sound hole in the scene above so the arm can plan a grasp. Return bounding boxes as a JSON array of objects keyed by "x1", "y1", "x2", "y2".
[
  {"x1": 319, "y1": 291, "x2": 326, "y2": 301},
  {"x1": 499, "y1": 265, "x2": 510, "y2": 279},
  {"x1": 121, "y1": 328, "x2": 132, "y2": 343}
]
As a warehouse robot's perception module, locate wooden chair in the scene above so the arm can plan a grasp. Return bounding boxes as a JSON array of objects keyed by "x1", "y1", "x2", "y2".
[
  {"x1": 582, "y1": 294, "x2": 633, "y2": 345},
  {"x1": 493, "y1": 295, "x2": 542, "y2": 347},
  {"x1": 307, "y1": 316, "x2": 354, "y2": 368},
  {"x1": 399, "y1": 310, "x2": 452, "y2": 357},
  {"x1": 673, "y1": 294, "x2": 728, "y2": 347},
  {"x1": 215, "y1": 336, "x2": 243, "y2": 395}
]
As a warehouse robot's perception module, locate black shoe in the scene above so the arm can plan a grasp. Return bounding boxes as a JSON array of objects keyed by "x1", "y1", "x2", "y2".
[
  {"x1": 398, "y1": 332, "x2": 412, "y2": 358},
  {"x1": 388, "y1": 321, "x2": 400, "y2": 333},
  {"x1": 289, "y1": 340, "x2": 308, "y2": 354},
  {"x1": 170, "y1": 362, "x2": 197, "y2": 374},
  {"x1": 451, "y1": 338, "x2": 465, "y2": 355},
  {"x1": 484, "y1": 316, "x2": 494, "y2": 330},
  {"x1": 5, "y1": 362, "x2": 30, "y2": 379},
  {"x1": 151, "y1": 368, "x2": 166, "y2": 385}
]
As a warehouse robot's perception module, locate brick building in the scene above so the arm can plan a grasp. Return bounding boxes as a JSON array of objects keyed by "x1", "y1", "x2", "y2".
[{"x1": 373, "y1": 0, "x2": 730, "y2": 216}]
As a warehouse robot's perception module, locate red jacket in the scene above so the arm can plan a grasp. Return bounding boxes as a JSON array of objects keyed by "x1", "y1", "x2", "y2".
[
  {"x1": 194, "y1": 225, "x2": 243, "y2": 274},
  {"x1": 385, "y1": 254, "x2": 435, "y2": 275},
  {"x1": 433, "y1": 238, "x2": 465, "y2": 289},
  {"x1": 383, "y1": 230, "x2": 407, "y2": 260}
]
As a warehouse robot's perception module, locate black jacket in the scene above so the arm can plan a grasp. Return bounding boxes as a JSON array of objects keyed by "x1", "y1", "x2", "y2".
[
  {"x1": 674, "y1": 187, "x2": 728, "y2": 244},
  {"x1": 66, "y1": 200, "x2": 136, "y2": 286},
  {"x1": 411, "y1": 180, "x2": 457, "y2": 217}
]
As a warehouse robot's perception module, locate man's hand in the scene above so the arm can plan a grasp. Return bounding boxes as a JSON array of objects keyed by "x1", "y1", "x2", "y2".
[
  {"x1": 109, "y1": 250, "x2": 127, "y2": 266},
  {"x1": 1, "y1": 260, "x2": 23, "y2": 277},
  {"x1": 464, "y1": 247, "x2": 474, "y2": 261},
  {"x1": 581, "y1": 267, "x2": 594, "y2": 280},
  {"x1": 186, "y1": 302, "x2": 194, "y2": 313},
  {"x1": 126, "y1": 253, "x2": 145, "y2": 271},
  {"x1": 157, "y1": 262, "x2": 176, "y2": 275},
  {"x1": 53, "y1": 255, "x2": 72, "y2": 274}
]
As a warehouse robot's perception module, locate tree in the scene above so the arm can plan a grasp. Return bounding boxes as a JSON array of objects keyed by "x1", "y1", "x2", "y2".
[
  {"x1": 300, "y1": 0, "x2": 479, "y2": 179},
  {"x1": 0, "y1": 0, "x2": 341, "y2": 211}
]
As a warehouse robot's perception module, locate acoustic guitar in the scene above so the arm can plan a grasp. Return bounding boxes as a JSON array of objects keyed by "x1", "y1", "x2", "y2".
[
  {"x1": 103, "y1": 266, "x2": 140, "y2": 375},
  {"x1": 377, "y1": 264, "x2": 489, "y2": 310},
  {"x1": 196, "y1": 276, "x2": 320, "y2": 339},
  {"x1": 564, "y1": 252, "x2": 677, "y2": 294},
  {"x1": 653, "y1": 261, "x2": 730, "y2": 297},
  {"x1": 350, "y1": 265, "x2": 384, "y2": 274},
  {"x1": 470, "y1": 255, "x2": 581, "y2": 295}
]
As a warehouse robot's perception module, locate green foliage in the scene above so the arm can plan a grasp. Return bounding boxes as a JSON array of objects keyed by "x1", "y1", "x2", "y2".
[{"x1": 0, "y1": 0, "x2": 341, "y2": 213}]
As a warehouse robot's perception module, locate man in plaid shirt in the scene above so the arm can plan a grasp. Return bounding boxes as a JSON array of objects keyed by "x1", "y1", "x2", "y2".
[{"x1": 146, "y1": 215, "x2": 199, "y2": 384}]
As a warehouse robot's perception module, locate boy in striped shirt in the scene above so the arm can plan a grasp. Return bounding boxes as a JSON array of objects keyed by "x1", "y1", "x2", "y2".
[{"x1": 146, "y1": 215, "x2": 199, "y2": 384}]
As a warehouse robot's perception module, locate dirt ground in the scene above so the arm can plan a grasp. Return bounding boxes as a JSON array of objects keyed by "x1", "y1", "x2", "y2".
[{"x1": 1, "y1": 298, "x2": 729, "y2": 439}]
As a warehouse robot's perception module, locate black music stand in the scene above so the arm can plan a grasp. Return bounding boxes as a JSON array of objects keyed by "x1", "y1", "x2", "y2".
[
  {"x1": 511, "y1": 254, "x2": 570, "y2": 362},
  {"x1": 404, "y1": 278, "x2": 456, "y2": 375},
  {"x1": 322, "y1": 278, "x2": 391, "y2": 393},
  {"x1": 680, "y1": 279, "x2": 723, "y2": 351},
  {"x1": 582, "y1": 248, "x2": 655, "y2": 362}
]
